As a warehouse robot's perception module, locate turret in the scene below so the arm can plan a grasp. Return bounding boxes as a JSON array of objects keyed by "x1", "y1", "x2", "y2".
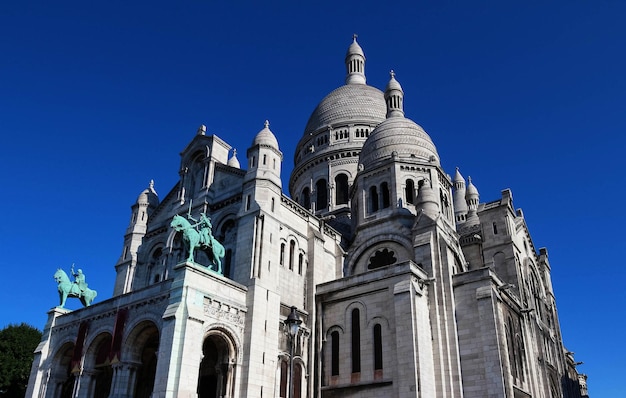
[
  {"x1": 453, "y1": 168, "x2": 468, "y2": 224},
  {"x1": 243, "y1": 121, "x2": 283, "y2": 213},
  {"x1": 416, "y1": 179, "x2": 439, "y2": 218},
  {"x1": 464, "y1": 177, "x2": 480, "y2": 226},
  {"x1": 114, "y1": 181, "x2": 159, "y2": 296},
  {"x1": 384, "y1": 70, "x2": 404, "y2": 118}
]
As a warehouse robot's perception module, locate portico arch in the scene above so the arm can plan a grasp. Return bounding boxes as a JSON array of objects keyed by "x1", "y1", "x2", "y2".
[{"x1": 197, "y1": 329, "x2": 237, "y2": 398}]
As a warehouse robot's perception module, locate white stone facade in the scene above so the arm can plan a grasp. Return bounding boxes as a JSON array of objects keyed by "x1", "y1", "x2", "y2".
[{"x1": 27, "y1": 38, "x2": 586, "y2": 398}]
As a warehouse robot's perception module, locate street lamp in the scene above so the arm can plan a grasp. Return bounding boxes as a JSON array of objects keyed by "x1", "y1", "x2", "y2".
[{"x1": 285, "y1": 306, "x2": 302, "y2": 398}]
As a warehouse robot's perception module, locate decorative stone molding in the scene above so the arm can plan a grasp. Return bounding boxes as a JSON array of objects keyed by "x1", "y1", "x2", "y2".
[{"x1": 203, "y1": 297, "x2": 246, "y2": 329}]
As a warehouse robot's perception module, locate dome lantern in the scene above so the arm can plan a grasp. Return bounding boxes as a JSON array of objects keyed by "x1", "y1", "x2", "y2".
[
  {"x1": 345, "y1": 34, "x2": 366, "y2": 85},
  {"x1": 384, "y1": 70, "x2": 404, "y2": 118}
]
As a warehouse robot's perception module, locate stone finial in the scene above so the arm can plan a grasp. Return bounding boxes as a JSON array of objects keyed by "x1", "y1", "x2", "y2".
[
  {"x1": 197, "y1": 125, "x2": 207, "y2": 135},
  {"x1": 264, "y1": 120, "x2": 270, "y2": 129}
]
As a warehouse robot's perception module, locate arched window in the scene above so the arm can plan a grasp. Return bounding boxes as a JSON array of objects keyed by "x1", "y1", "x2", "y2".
[
  {"x1": 351, "y1": 309, "x2": 361, "y2": 373},
  {"x1": 279, "y1": 360, "x2": 288, "y2": 397},
  {"x1": 335, "y1": 174, "x2": 349, "y2": 205},
  {"x1": 507, "y1": 316, "x2": 518, "y2": 379},
  {"x1": 289, "y1": 240, "x2": 295, "y2": 270},
  {"x1": 373, "y1": 324, "x2": 383, "y2": 371},
  {"x1": 331, "y1": 331, "x2": 339, "y2": 376},
  {"x1": 381, "y1": 182, "x2": 390, "y2": 208},
  {"x1": 294, "y1": 363, "x2": 303, "y2": 398},
  {"x1": 369, "y1": 186, "x2": 379, "y2": 212},
  {"x1": 280, "y1": 243, "x2": 285, "y2": 266},
  {"x1": 405, "y1": 179, "x2": 415, "y2": 204},
  {"x1": 302, "y1": 187, "x2": 311, "y2": 210},
  {"x1": 298, "y1": 253, "x2": 304, "y2": 275},
  {"x1": 316, "y1": 179, "x2": 328, "y2": 210},
  {"x1": 224, "y1": 249, "x2": 232, "y2": 278}
]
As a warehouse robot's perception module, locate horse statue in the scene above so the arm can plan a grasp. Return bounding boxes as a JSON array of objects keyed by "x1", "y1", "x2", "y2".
[
  {"x1": 54, "y1": 269, "x2": 97, "y2": 308},
  {"x1": 170, "y1": 213, "x2": 225, "y2": 274}
]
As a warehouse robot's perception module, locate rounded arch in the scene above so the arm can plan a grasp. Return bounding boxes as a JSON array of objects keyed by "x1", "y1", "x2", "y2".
[
  {"x1": 315, "y1": 178, "x2": 328, "y2": 210},
  {"x1": 347, "y1": 233, "x2": 413, "y2": 275},
  {"x1": 48, "y1": 341, "x2": 76, "y2": 398},
  {"x1": 83, "y1": 332, "x2": 113, "y2": 398},
  {"x1": 198, "y1": 327, "x2": 239, "y2": 398},
  {"x1": 367, "y1": 315, "x2": 391, "y2": 329},
  {"x1": 123, "y1": 320, "x2": 160, "y2": 398},
  {"x1": 325, "y1": 325, "x2": 345, "y2": 338},
  {"x1": 344, "y1": 301, "x2": 367, "y2": 326},
  {"x1": 334, "y1": 173, "x2": 350, "y2": 205}
]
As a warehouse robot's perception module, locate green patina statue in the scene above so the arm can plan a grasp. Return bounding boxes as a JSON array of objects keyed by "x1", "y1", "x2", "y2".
[
  {"x1": 170, "y1": 212, "x2": 225, "y2": 274},
  {"x1": 53, "y1": 266, "x2": 97, "y2": 308}
]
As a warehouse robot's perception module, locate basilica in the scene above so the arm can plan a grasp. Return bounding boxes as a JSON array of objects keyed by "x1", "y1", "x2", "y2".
[{"x1": 27, "y1": 37, "x2": 588, "y2": 398}]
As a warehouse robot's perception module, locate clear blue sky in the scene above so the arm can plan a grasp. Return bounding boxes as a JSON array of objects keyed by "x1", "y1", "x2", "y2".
[{"x1": 1, "y1": 1, "x2": 623, "y2": 396}]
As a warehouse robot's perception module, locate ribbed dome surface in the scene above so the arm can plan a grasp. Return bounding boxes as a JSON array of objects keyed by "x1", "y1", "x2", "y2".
[
  {"x1": 359, "y1": 117, "x2": 439, "y2": 168},
  {"x1": 303, "y1": 84, "x2": 386, "y2": 135}
]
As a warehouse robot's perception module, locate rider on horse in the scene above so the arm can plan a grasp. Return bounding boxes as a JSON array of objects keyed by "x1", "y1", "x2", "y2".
[
  {"x1": 71, "y1": 265, "x2": 88, "y2": 297},
  {"x1": 190, "y1": 212, "x2": 213, "y2": 247}
]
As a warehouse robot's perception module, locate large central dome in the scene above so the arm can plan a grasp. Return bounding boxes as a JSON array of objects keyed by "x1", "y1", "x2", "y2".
[{"x1": 302, "y1": 84, "x2": 385, "y2": 136}]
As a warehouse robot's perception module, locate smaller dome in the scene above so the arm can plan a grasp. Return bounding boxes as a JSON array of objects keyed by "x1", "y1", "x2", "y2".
[
  {"x1": 359, "y1": 117, "x2": 439, "y2": 168},
  {"x1": 346, "y1": 35, "x2": 364, "y2": 58},
  {"x1": 453, "y1": 167, "x2": 465, "y2": 184},
  {"x1": 385, "y1": 70, "x2": 403, "y2": 92},
  {"x1": 252, "y1": 120, "x2": 279, "y2": 148},
  {"x1": 137, "y1": 180, "x2": 159, "y2": 207},
  {"x1": 227, "y1": 149, "x2": 240, "y2": 168},
  {"x1": 466, "y1": 177, "x2": 479, "y2": 197}
]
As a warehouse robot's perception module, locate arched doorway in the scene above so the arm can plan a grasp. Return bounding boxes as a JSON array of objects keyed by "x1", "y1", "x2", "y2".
[
  {"x1": 128, "y1": 322, "x2": 160, "y2": 398},
  {"x1": 197, "y1": 331, "x2": 235, "y2": 398},
  {"x1": 89, "y1": 334, "x2": 113, "y2": 398},
  {"x1": 50, "y1": 342, "x2": 75, "y2": 398}
]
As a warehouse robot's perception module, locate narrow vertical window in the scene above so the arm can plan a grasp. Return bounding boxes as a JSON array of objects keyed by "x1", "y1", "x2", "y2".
[
  {"x1": 381, "y1": 182, "x2": 390, "y2": 208},
  {"x1": 405, "y1": 179, "x2": 415, "y2": 204},
  {"x1": 279, "y1": 360, "x2": 288, "y2": 397},
  {"x1": 294, "y1": 363, "x2": 302, "y2": 398},
  {"x1": 335, "y1": 174, "x2": 349, "y2": 205},
  {"x1": 331, "y1": 331, "x2": 339, "y2": 376},
  {"x1": 302, "y1": 187, "x2": 311, "y2": 210},
  {"x1": 262, "y1": 154, "x2": 267, "y2": 165},
  {"x1": 280, "y1": 243, "x2": 285, "y2": 266},
  {"x1": 245, "y1": 195, "x2": 251, "y2": 211},
  {"x1": 289, "y1": 240, "x2": 295, "y2": 270},
  {"x1": 493, "y1": 222, "x2": 498, "y2": 234},
  {"x1": 316, "y1": 179, "x2": 328, "y2": 210},
  {"x1": 374, "y1": 324, "x2": 383, "y2": 370},
  {"x1": 369, "y1": 186, "x2": 379, "y2": 212},
  {"x1": 351, "y1": 309, "x2": 361, "y2": 373},
  {"x1": 271, "y1": 197, "x2": 275, "y2": 212},
  {"x1": 298, "y1": 253, "x2": 303, "y2": 275},
  {"x1": 224, "y1": 249, "x2": 232, "y2": 278}
]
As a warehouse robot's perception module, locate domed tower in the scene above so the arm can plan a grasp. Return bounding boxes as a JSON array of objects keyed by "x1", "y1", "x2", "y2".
[
  {"x1": 114, "y1": 180, "x2": 159, "y2": 296},
  {"x1": 289, "y1": 36, "x2": 386, "y2": 235},
  {"x1": 464, "y1": 176, "x2": 480, "y2": 227},
  {"x1": 347, "y1": 71, "x2": 453, "y2": 274},
  {"x1": 243, "y1": 121, "x2": 283, "y2": 212},
  {"x1": 351, "y1": 71, "x2": 446, "y2": 228},
  {"x1": 453, "y1": 167, "x2": 468, "y2": 224},
  {"x1": 345, "y1": 73, "x2": 466, "y2": 396}
]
